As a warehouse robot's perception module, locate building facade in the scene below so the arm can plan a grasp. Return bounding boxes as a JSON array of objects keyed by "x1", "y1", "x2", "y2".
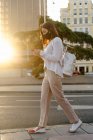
[
  {"x1": 75, "y1": 60, "x2": 93, "y2": 74},
  {"x1": 0, "y1": 0, "x2": 47, "y2": 36},
  {"x1": 60, "y1": 0, "x2": 93, "y2": 74},
  {"x1": 60, "y1": 0, "x2": 93, "y2": 37}
]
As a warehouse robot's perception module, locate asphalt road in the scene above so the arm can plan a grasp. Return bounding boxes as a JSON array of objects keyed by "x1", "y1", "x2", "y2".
[{"x1": 0, "y1": 90, "x2": 93, "y2": 130}]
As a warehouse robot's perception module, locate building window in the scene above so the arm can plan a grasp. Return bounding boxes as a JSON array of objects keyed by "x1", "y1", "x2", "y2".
[
  {"x1": 92, "y1": 17, "x2": 93, "y2": 23},
  {"x1": 86, "y1": 66, "x2": 89, "y2": 72},
  {"x1": 79, "y1": 8, "x2": 82, "y2": 15},
  {"x1": 85, "y1": 0, "x2": 88, "y2": 5},
  {"x1": 79, "y1": 0, "x2": 82, "y2": 5},
  {"x1": 74, "y1": 3, "x2": 76, "y2": 5},
  {"x1": 85, "y1": 8, "x2": 88, "y2": 15},
  {"x1": 67, "y1": 18, "x2": 70, "y2": 24},
  {"x1": 63, "y1": 18, "x2": 66, "y2": 24},
  {"x1": 85, "y1": 28, "x2": 88, "y2": 33},
  {"x1": 74, "y1": 9, "x2": 77, "y2": 15},
  {"x1": 80, "y1": 28, "x2": 82, "y2": 32},
  {"x1": 79, "y1": 18, "x2": 82, "y2": 24},
  {"x1": 85, "y1": 17, "x2": 88, "y2": 23},
  {"x1": 74, "y1": 18, "x2": 77, "y2": 24}
]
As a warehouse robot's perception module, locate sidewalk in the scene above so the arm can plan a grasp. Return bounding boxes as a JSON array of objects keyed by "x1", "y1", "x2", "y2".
[
  {"x1": 0, "y1": 123, "x2": 93, "y2": 140},
  {"x1": 0, "y1": 75, "x2": 93, "y2": 140},
  {"x1": 0, "y1": 84, "x2": 93, "y2": 92},
  {"x1": 0, "y1": 75, "x2": 93, "y2": 86}
]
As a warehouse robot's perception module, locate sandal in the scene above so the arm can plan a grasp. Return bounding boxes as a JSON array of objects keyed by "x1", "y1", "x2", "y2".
[{"x1": 27, "y1": 127, "x2": 46, "y2": 134}]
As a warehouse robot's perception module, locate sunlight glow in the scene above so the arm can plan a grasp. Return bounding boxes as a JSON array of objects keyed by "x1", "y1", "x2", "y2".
[{"x1": 0, "y1": 34, "x2": 14, "y2": 64}]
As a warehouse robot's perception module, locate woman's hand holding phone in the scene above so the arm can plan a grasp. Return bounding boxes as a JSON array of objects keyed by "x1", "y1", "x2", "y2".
[{"x1": 32, "y1": 49, "x2": 41, "y2": 56}]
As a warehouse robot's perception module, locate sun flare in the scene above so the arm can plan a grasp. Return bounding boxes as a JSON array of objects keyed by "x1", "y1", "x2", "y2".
[{"x1": 0, "y1": 34, "x2": 14, "y2": 64}]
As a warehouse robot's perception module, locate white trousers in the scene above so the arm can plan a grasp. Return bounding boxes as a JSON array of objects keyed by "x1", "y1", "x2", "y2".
[{"x1": 38, "y1": 69, "x2": 79, "y2": 127}]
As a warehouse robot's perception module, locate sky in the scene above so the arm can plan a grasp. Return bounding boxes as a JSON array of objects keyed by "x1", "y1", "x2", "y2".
[
  {"x1": 47, "y1": 0, "x2": 93, "y2": 21},
  {"x1": 47, "y1": 0, "x2": 69, "y2": 21}
]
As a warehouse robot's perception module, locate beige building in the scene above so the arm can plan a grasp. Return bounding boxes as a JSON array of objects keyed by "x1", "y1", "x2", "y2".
[
  {"x1": 60, "y1": 0, "x2": 93, "y2": 37},
  {"x1": 0, "y1": 0, "x2": 47, "y2": 36},
  {"x1": 60, "y1": 0, "x2": 93, "y2": 74},
  {"x1": 0, "y1": 0, "x2": 47, "y2": 78},
  {"x1": 75, "y1": 60, "x2": 93, "y2": 74}
]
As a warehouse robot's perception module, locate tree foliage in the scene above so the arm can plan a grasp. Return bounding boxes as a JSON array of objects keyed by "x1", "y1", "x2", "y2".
[
  {"x1": 74, "y1": 46, "x2": 93, "y2": 60},
  {"x1": 54, "y1": 21, "x2": 80, "y2": 43},
  {"x1": 14, "y1": 30, "x2": 44, "y2": 78},
  {"x1": 74, "y1": 32, "x2": 93, "y2": 46},
  {"x1": 13, "y1": 18, "x2": 93, "y2": 78},
  {"x1": 44, "y1": 18, "x2": 93, "y2": 46}
]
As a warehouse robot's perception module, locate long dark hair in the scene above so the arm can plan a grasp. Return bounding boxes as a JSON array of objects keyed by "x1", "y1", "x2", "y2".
[{"x1": 40, "y1": 22, "x2": 59, "y2": 43}]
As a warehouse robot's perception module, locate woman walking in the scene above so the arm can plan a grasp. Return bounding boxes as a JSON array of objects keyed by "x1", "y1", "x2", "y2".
[{"x1": 28, "y1": 22, "x2": 82, "y2": 134}]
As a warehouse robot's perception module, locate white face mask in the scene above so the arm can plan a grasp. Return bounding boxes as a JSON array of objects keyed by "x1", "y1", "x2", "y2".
[
  {"x1": 41, "y1": 28, "x2": 48, "y2": 35},
  {"x1": 41, "y1": 28, "x2": 51, "y2": 41}
]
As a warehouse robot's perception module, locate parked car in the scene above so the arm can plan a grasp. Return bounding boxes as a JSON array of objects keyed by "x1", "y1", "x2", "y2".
[{"x1": 73, "y1": 71, "x2": 80, "y2": 75}]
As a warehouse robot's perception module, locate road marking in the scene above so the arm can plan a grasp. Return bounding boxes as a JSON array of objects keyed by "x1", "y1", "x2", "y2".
[
  {"x1": 16, "y1": 100, "x2": 73, "y2": 102},
  {"x1": 0, "y1": 85, "x2": 93, "y2": 92},
  {"x1": 57, "y1": 105, "x2": 93, "y2": 110},
  {"x1": 0, "y1": 105, "x2": 93, "y2": 110},
  {"x1": 65, "y1": 95, "x2": 93, "y2": 97},
  {"x1": 0, "y1": 96, "x2": 40, "y2": 98},
  {"x1": 0, "y1": 106, "x2": 56, "y2": 109},
  {"x1": 16, "y1": 99, "x2": 56, "y2": 102},
  {"x1": 0, "y1": 95, "x2": 93, "y2": 98}
]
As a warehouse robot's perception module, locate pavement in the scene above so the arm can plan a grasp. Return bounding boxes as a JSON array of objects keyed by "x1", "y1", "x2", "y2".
[
  {"x1": 0, "y1": 75, "x2": 93, "y2": 93},
  {"x1": 0, "y1": 123, "x2": 93, "y2": 140},
  {"x1": 0, "y1": 75, "x2": 93, "y2": 86},
  {"x1": 0, "y1": 75, "x2": 93, "y2": 140}
]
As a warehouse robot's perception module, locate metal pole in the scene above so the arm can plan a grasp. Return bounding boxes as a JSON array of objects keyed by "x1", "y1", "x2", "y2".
[
  {"x1": 39, "y1": 0, "x2": 41, "y2": 16},
  {"x1": 43, "y1": 0, "x2": 46, "y2": 23}
]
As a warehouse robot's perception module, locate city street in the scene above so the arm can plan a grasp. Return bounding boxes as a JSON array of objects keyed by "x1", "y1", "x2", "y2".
[{"x1": 0, "y1": 84, "x2": 93, "y2": 130}]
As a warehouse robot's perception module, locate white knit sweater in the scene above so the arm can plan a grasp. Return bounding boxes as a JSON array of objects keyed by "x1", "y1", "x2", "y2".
[{"x1": 40, "y1": 37, "x2": 64, "y2": 77}]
